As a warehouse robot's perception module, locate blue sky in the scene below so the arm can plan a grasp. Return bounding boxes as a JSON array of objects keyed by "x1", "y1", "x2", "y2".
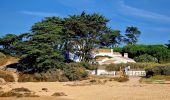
[{"x1": 0, "y1": 0, "x2": 170, "y2": 44}]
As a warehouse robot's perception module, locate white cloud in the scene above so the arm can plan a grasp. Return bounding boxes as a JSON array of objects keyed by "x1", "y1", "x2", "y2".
[
  {"x1": 118, "y1": 1, "x2": 170, "y2": 22},
  {"x1": 20, "y1": 11, "x2": 64, "y2": 17}
]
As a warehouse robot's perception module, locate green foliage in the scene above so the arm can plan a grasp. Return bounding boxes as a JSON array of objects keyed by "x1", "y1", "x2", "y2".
[
  {"x1": 147, "y1": 65, "x2": 170, "y2": 76},
  {"x1": 63, "y1": 12, "x2": 110, "y2": 62},
  {"x1": 1, "y1": 12, "x2": 169, "y2": 81},
  {"x1": 105, "y1": 63, "x2": 170, "y2": 71},
  {"x1": 165, "y1": 40, "x2": 170, "y2": 50},
  {"x1": 140, "y1": 75, "x2": 170, "y2": 83},
  {"x1": 113, "y1": 47, "x2": 122, "y2": 52},
  {"x1": 134, "y1": 54, "x2": 158, "y2": 62},
  {"x1": 78, "y1": 62, "x2": 98, "y2": 70},
  {"x1": 106, "y1": 63, "x2": 126, "y2": 71},
  {"x1": 106, "y1": 63, "x2": 150, "y2": 71},
  {"x1": 18, "y1": 69, "x2": 68, "y2": 82},
  {"x1": 124, "y1": 26, "x2": 141, "y2": 45},
  {"x1": 123, "y1": 44, "x2": 170, "y2": 63},
  {"x1": 63, "y1": 63, "x2": 88, "y2": 81},
  {"x1": 100, "y1": 30, "x2": 123, "y2": 47}
]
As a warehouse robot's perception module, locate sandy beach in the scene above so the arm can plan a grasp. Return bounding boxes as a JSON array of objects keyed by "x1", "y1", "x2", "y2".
[{"x1": 0, "y1": 77, "x2": 170, "y2": 100}]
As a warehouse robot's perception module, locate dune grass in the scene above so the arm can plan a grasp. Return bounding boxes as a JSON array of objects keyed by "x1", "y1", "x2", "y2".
[
  {"x1": 0, "y1": 87, "x2": 39, "y2": 97},
  {"x1": 139, "y1": 75, "x2": 170, "y2": 83}
]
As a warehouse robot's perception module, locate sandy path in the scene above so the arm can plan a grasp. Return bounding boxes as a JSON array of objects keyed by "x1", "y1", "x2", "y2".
[
  {"x1": 0, "y1": 97, "x2": 71, "y2": 100},
  {"x1": 0, "y1": 77, "x2": 170, "y2": 100}
]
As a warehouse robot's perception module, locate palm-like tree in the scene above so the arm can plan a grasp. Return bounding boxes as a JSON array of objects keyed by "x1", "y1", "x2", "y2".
[{"x1": 124, "y1": 26, "x2": 141, "y2": 45}]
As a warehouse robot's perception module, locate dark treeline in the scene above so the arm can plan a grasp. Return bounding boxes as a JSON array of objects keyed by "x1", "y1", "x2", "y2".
[
  {"x1": 113, "y1": 44, "x2": 170, "y2": 63},
  {"x1": 0, "y1": 12, "x2": 169, "y2": 75}
]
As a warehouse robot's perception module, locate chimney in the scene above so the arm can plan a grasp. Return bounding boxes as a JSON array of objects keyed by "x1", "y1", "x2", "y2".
[
  {"x1": 124, "y1": 53, "x2": 128, "y2": 58},
  {"x1": 111, "y1": 49, "x2": 113, "y2": 54}
]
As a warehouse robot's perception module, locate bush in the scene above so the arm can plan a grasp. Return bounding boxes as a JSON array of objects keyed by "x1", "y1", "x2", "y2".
[
  {"x1": 105, "y1": 63, "x2": 151, "y2": 71},
  {"x1": 0, "y1": 70, "x2": 14, "y2": 82},
  {"x1": 78, "y1": 61, "x2": 98, "y2": 70},
  {"x1": 105, "y1": 63, "x2": 125, "y2": 71},
  {"x1": 113, "y1": 75, "x2": 129, "y2": 82},
  {"x1": 0, "y1": 52, "x2": 6, "y2": 58},
  {"x1": 18, "y1": 74, "x2": 38, "y2": 82},
  {"x1": 63, "y1": 63, "x2": 88, "y2": 81},
  {"x1": 106, "y1": 62, "x2": 170, "y2": 71},
  {"x1": 147, "y1": 66, "x2": 170, "y2": 76},
  {"x1": 18, "y1": 63, "x2": 90, "y2": 82},
  {"x1": 18, "y1": 69, "x2": 68, "y2": 82},
  {"x1": 34, "y1": 69, "x2": 68, "y2": 82},
  {"x1": 151, "y1": 75, "x2": 170, "y2": 81},
  {"x1": 134, "y1": 54, "x2": 158, "y2": 63},
  {"x1": 0, "y1": 52, "x2": 8, "y2": 66},
  {"x1": 0, "y1": 87, "x2": 39, "y2": 97},
  {"x1": 139, "y1": 75, "x2": 170, "y2": 83},
  {"x1": 51, "y1": 92, "x2": 67, "y2": 96},
  {"x1": 163, "y1": 66, "x2": 170, "y2": 75}
]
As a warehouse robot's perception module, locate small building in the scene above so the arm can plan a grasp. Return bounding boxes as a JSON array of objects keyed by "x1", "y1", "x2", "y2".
[
  {"x1": 92, "y1": 49, "x2": 135, "y2": 65},
  {"x1": 68, "y1": 48, "x2": 136, "y2": 65}
]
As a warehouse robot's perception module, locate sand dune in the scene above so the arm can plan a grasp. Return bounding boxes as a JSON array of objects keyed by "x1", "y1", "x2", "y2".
[{"x1": 0, "y1": 77, "x2": 170, "y2": 100}]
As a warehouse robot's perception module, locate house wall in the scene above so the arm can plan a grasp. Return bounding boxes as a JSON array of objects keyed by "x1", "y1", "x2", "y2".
[
  {"x1": 88, "y1": 69, "x2": 146, "y2": 76},
  {"x1": 127, "y1": 71, "x2": 146, "y2": 76},
  {"x1": 93, "y1": 53, "x2": 121, "y2": 58},
  {"x1": 88, "y1": 69, "x2": 116, "y2": 76}
]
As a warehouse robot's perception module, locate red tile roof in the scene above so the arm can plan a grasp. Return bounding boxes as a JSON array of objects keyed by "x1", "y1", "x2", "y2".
[
  {"x1": 96, "y1": 57, "x2": 108, "y2": 61},
  {"x1": 103, "y1": 60, "x2": 117, "y2": 63},
  {"x1": 113, "y1": 52, "x2": 121, "y2": 55}
]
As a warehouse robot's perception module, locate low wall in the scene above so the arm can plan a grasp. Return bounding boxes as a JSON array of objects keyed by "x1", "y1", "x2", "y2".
[
  {"x1": 127, "y1": 71, "x2": 146, "y2": 76},
  {"x1": 87, "y1": 69, "x2": 146, "y2": 76}
]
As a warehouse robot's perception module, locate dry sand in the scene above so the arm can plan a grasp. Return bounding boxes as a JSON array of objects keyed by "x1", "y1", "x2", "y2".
[{"x1": 0, "y1": 77, "x2": 170, "y2": 100}]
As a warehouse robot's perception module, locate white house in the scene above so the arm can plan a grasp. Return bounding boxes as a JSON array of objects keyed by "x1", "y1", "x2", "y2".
[
  {"x1": 92, "y1": 49, "x2": 135, "y2": 65},
  {"x1": 69, "y1": 48, "x2": 135, "y2": 65}
]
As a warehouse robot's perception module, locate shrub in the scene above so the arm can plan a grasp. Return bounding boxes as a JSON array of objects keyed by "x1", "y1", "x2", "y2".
[
  {"x1": 34, "y1": 69, "x2": 68, "y2": 82},
  {"x1": 134, "y1": 54, "x2": 158, "y2": 63},
  {"x1": 0, "y1": 87, "x2": 39, "y2": 97},
  {"x1": 113, "y1": 75, "x2": 129, "y2": 82},
  {"x1": 78, "y1": 61, "x2": 98, "y2": 70},
  {"x1": 63, "y1": 63, "x2": 88, "y2": 81},
  {"x1": 145, "y1": 64, "x2": 170, "y2": 76},
  {"x1": 151, "y1": 75, "x2": 170, "y2": 81},
  {"x1": 42, "y1": 88, "x2": 48, "y2": 91},
  {"x1": 18, "y1": 69, "x2": 68, "y2": 82},
  {"x1": 11, "y1": 87, "x2": 31, "y2": 93},
  {"x1": 0, "y1": 87, "x2": 38, "y2": 97},
  {"x1": 105, "y1": 63, "x2": 149, "y2": 71},
  {"x1": 51, "y1": 92, "x2": 67, "y2": 96},
  {"x1": 152, "y1": 66, "x2": 164, "y2": 75},
  {"x1": 139, "y1": 75, "x2": 170, "y2": 83},
  {"x1": 0, "y1": 52, "x2": 7, "y2": 66},
  {"x1": 0, "y1": 52, "x2": 6, "y2": 58},
  {"x1": 163, "y1": 66, "x2": 170, "y2": 75},
  {"x1": 105, "y1": 62, "x2": 170, "y2": 71},
  {"x1": 0, "y1": 70, "x2": 15, "y2": 82},
  {"x1": 144, "y1": 64, "x2": 170, "y2": 78},
  {"x1": 18, "y1": 74, "x2": 38, "y2": 82},
  {"x1": 18, "y1": 63, "x2": 89, "y2": 82},
  {"x1": 105, "y1": 63, "x2": 125, "y2": 71}
]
